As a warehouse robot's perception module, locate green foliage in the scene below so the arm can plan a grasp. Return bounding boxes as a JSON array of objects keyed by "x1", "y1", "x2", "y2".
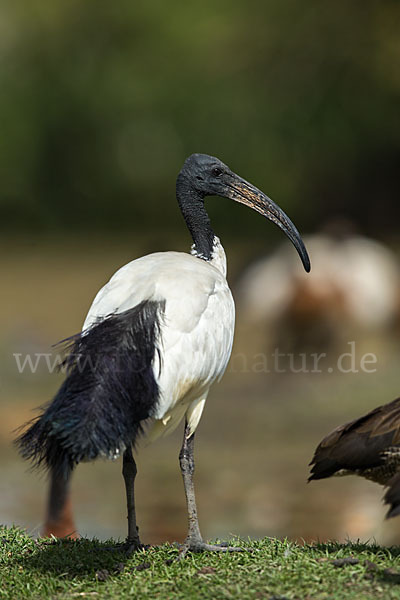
[
  {"x1": 1, "y1": 1, "x2": 399, "y2": 237},
  {"x1": 2, "y1": 526, "x2": 400, "y2": 599}
]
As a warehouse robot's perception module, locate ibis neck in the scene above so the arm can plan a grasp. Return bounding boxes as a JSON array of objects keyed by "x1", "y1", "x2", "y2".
[
  {"x1": 176, "y1": 177, "x2": 215, "y2": 261},
  {"x1": 192, "y1": 236, "x2": 227, "y2": 277}
]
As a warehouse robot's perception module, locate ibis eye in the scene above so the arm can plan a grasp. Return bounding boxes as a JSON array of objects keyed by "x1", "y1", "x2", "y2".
[{"x1": 212, "y1": 167, "x2": 223, "y2": 177}]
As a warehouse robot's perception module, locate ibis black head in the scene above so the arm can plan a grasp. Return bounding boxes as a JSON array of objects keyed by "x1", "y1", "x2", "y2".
[{"x1": 177, "y1": 153, "x2": 310, "y2": 272}]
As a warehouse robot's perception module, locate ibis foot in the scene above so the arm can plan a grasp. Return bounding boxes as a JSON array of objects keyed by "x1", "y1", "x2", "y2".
[
  {"x1": 178, "y1": 538, "x2": 244, "y2": 558},
  {"x1": 100, "y1": 538, "x2": 148, "y2": 555},
  {"x1": 123, "y1": 537, "x2": 149, "y2": 556}
]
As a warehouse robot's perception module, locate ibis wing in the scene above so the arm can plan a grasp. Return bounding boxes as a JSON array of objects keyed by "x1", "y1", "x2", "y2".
[
  {"x1": 83, "y1": 250, "x2": 235, "y2": 430},
  {"x1": 385, "y1": 472, "x2": 400, "y2": 518},
  {"x1": 309, "y1": 398, "x2": 400, "y2": 480}
]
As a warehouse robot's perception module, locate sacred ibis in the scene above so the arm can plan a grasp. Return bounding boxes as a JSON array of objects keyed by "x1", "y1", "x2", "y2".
[
  {"x1": 17, "y1": 153, "x2": 310, "y2": 555},
  {"x1": 309, "y1": 397, "x2": 400, "y2": 519}
]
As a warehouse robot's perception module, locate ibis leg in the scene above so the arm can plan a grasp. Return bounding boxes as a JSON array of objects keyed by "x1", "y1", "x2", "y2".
[
  {"x1": 122, "y1": 445, "x2": 143, "y2": 552},
  {"x1": 179, "y1": 421, "x2": 243, "y2": 556},
  {"x1": 179, "y1": 422, "x2": 203, "y2": 546}
]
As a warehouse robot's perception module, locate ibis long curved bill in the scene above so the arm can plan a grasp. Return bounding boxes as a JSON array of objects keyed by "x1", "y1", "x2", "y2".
[{"x1": 224, "y1": 175, "x2": 311, "y2": 273}]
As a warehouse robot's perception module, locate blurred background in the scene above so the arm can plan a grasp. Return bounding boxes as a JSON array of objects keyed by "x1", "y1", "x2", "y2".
[{"x1": 1, "y1": 0, "x2": 400, "y2": 545}]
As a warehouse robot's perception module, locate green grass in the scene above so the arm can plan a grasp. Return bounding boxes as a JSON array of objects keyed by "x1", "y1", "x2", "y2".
[{"x1": 2, "y1": 527, "x2": 400, "y2": 599}]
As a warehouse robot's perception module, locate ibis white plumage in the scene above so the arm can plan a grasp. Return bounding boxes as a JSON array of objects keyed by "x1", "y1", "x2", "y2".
[
  {"x1": 83, "y1": 247, "x2": 234, "y2": 443},
  {"x1": 18, "y1": 153, "x2": 310, "y2": 555}
]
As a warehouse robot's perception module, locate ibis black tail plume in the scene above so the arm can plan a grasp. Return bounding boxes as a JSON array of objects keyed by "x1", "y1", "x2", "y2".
[{"x1": 16, "y1": 300, "x2": 165, "y2": 478}]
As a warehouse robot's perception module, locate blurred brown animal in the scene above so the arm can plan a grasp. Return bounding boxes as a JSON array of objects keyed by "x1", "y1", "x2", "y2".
[
  {"x1": 237, "y1": 233, "x2": 400, "y2": 352},
  {"x1": 42, "y1": 469, "x2": 78, "y2": 539}
]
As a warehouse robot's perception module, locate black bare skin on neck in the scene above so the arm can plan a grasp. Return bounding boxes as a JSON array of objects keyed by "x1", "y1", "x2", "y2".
[{"x1": 176, "y1": 173, "x2": 215, "y2": 261}]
